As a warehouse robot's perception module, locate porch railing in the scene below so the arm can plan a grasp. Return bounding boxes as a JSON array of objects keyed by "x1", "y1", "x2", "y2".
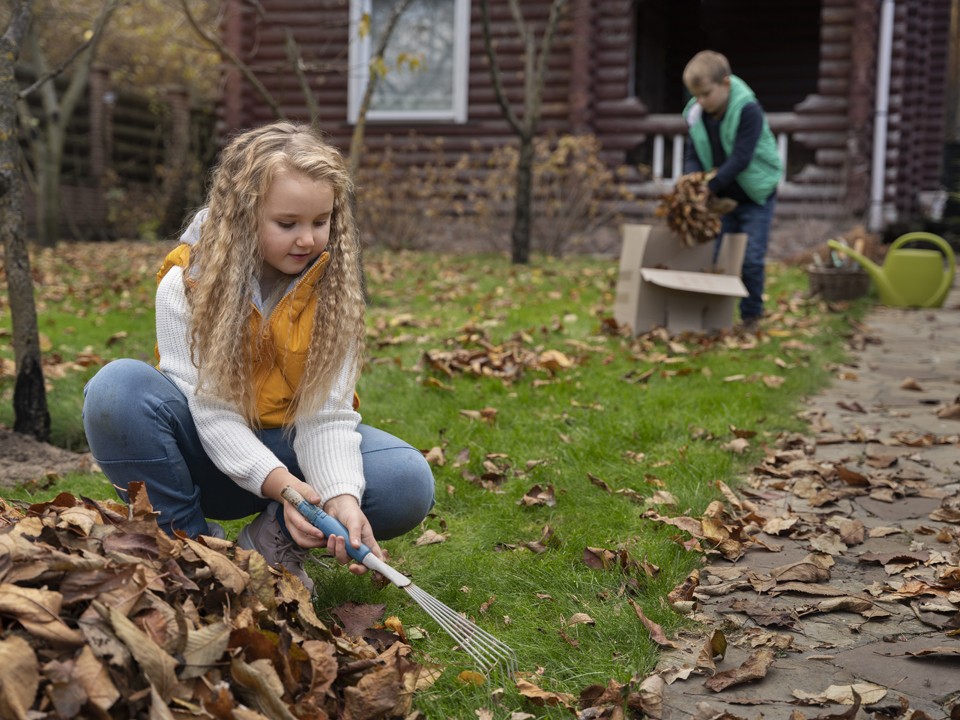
[{"x1": 634, "y1": 113, "x2": 797, "y2": 190}]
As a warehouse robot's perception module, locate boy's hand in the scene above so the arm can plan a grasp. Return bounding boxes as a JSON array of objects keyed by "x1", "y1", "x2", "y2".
[{"x1": 708, "y1": 197, "x2": 738, "y2": 215}]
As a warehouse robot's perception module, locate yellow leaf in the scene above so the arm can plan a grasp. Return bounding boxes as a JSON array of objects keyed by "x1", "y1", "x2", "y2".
[{"x1": 457, "y1": 670, "x2": 486, "y2": 685}]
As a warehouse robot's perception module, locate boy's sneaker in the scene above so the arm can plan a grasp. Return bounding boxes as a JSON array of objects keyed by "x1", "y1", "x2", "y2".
[{"x1": 238, "y1": 502, "x2": 314, "y2": 592}]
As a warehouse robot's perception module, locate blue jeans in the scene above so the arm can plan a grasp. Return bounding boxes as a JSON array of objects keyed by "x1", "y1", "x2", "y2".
[
  {"x1": 716, "y1": 193, "x2": 777, "y2": 321},
  {"x1": 82, "y1": 359, "x2": 435, "y2": 540}
]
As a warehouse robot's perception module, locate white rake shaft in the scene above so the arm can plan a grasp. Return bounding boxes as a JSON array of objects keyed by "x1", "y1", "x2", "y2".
[{"x1": 280, "y1": 487, "x2": 518, "y2": 677}]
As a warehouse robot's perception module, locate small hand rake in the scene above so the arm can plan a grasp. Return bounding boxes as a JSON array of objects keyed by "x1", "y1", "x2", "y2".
[{"x1": 280, "y1": 487, "x2": 518, "y2": 679}]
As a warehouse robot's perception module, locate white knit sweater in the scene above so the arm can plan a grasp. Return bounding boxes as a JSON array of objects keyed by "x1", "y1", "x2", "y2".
[{"x1": 155, "y1": 266, "x2": 365, "y2": 503}]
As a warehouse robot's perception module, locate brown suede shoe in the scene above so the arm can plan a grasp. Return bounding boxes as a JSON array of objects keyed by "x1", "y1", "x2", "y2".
[{"x1": 238, "y1": 502, "x2": 314, "y2": 592}]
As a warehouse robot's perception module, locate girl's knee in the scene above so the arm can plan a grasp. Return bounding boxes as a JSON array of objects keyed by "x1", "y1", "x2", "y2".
[
  {"x1": 363, "y1": 446, "x2": 436, "y2": 539},
  {"x1": 393, "y1": 447, "x2": 436, "y2": 513},
  {"x1": 85, "y1": 359, "x2": 151, "y2": 409},
  {"x1": 84, "y1": 360, "x2": 182, "y2": 444}
]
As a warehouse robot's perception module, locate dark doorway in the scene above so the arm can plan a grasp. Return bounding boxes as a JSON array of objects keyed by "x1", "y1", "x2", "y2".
[{"x1": 633, "y1": 0, "x2": 822, "y2": 113}]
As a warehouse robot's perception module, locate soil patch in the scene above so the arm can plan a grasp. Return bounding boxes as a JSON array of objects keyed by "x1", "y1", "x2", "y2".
[{"x1": 0, "y1": 427, "x2": 94, "y2": 488}]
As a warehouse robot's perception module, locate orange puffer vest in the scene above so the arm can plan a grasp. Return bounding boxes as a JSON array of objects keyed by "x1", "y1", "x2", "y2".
[{"x1": 156, "y1": 244, "x2": 356, "y2": 428}]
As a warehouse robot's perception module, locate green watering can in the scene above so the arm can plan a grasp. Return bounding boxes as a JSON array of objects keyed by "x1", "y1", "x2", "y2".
[{"x1": 827, "y1": 232, "x2": 956, "y2": 308}]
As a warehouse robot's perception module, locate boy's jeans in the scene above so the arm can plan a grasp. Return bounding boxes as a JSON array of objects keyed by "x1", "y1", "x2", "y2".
[
  {"x1": 82, "y1": 359, "x2": 435, "y2": 539},
  {"x1": 716, "y1": 193, "x2": 777, "y2": 321}
]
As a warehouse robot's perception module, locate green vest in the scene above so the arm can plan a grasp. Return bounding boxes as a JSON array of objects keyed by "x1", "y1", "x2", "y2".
[{"x1": 683, "y1": 75, "x2": 782, "y2": 204}]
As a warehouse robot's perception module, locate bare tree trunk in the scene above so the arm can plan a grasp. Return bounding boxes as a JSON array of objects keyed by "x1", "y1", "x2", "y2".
[
  {"x1": 37, "y1": 120, "x2": 64, "y2": 245},
  {"x1": 481, "y1": 0, "x2": 568, "y2": 264},
  {"x1": 21, "y1": 0, "x2": 118, "y2": 246},
  {"x1": 158, "y1": 86, "x2": 192, "y2": 239},
  {"x1": 2, "y1": 0, "x2": 51, "y2": 441},
  {"x1": 512, "y1": 135, "x2": 535, "y2": 264}
]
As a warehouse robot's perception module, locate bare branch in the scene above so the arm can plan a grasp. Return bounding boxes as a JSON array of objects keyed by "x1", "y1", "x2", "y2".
[
  {"x1": 179, "y1": 0, "x2": 286, "y2": 120},
  {"x1": 480, "y1": 0, "x2": 523, "y2": 136},
  {"x1": 529, "y1": 0, "x2": 568, "y2": 131},
  {"x1": 59, "y1": 0, "x2": 119, "y2": 125},
  {"x1": 506, "y1": 0, "x2": 527, "y2": 39},
  {"x1": 348, "y1": 0, "x2": 414, "y2": 178},
  {"x1": 285, "y1": 30, "x2": 319, "y2": 123},
  {"x1": 1, "y1": 0, "x2": 32, "y2": 50},
  {"x1": 18, "y1": 40, "x2": 91, "y2": 100}
]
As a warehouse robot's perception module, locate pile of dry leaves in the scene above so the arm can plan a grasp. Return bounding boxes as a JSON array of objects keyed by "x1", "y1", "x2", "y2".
[
  {"x1": 0, "y1": 483, "x2": 422, "y2": 719},
  {"x1": 655, "y1": 171, "x2": 735, "y2": 247},
  {"x1": 421, "y1": 325, "x2": 575, "y2": 383}
]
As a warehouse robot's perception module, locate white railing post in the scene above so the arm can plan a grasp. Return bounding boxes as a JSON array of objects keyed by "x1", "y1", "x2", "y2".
[
  {"x1": 777, "y1": 132, "x2": 788, "y2": 188},
  {"x1": 672, "y1": 135, "x2": 684, "y2": 180},
  {"x1": 652, "y1": 134, "x2": 665, "y2": 181}
]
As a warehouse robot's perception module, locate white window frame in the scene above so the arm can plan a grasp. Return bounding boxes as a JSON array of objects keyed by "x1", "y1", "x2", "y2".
[{"x1": 348, "y1": 0, "x2": 470, "y2": 124}]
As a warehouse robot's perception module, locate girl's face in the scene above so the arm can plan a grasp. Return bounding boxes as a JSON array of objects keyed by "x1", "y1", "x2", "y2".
[{"x1": 259, "y1": 171, "x2": 335, "y2": 285}]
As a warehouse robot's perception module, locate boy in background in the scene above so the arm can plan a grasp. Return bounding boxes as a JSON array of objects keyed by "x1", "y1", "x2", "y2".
[{"x1": 681, "y1": 50, "x2": 783, "y2": 331}]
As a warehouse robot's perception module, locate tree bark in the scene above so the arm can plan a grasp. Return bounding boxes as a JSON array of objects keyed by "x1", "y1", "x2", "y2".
[
  {"x1": 481, "y1": 0, "x2": 568, "y2": 264},
  {"x1": 512, "y1": 135, "x2": 535, "y2": 264},
  {"x1": 2, "y1": 0, "x2": 51, "y2": 442},
  {"x1": 21, "y1": 0, "x2": 118, "y2": 246}
]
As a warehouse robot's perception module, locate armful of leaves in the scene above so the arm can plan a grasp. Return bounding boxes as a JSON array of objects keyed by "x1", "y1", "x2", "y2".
[{"x1": 654, "y1": 171, "x2": 734, "y2": 247}]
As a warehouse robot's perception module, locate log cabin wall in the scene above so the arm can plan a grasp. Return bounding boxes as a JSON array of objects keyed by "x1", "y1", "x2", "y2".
[
  {"x1": 219, "y1": 0, "x2": 954, "y2": 238},
  {"x1": 890, "y1": 0, "x2": 951, "y2": 220},
  {"x1": 221, "y1": 0, "x2": 577, "y2": 158}
]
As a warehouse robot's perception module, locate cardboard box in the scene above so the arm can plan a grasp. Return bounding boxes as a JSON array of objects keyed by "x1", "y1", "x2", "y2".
[{"x1": 613, "y1": 224, "x2": 748, "y2": 335}]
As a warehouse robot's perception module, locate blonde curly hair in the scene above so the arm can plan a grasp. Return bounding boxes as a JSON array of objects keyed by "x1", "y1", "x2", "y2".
[{"x1": 185, "y1": 121, "x2": 365, "y2": 426}]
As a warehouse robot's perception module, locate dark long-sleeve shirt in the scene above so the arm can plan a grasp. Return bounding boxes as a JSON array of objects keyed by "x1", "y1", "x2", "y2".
[{"x1": 683, "y1": 102, "x2": 763, "y2": 205}]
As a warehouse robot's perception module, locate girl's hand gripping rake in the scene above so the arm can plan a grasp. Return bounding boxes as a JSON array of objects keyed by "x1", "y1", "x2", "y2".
[{"x1": 280, "y1": 486, "x2": 518, "y2": 679}]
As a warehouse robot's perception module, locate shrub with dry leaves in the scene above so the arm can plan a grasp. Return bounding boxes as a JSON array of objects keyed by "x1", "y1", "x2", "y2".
[{"x1": 0, "y1": 485, "x2": 421, "y2": 719}]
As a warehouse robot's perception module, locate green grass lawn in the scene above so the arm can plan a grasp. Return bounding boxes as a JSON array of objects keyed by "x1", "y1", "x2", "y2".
[{"x1": 0, "y1": 242, "x2": 864, "y2": 718}]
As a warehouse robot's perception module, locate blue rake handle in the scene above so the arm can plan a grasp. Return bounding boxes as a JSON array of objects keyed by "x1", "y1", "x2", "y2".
[{"x1": 279, "y1": 486, "x2": 410, "y2": 587}]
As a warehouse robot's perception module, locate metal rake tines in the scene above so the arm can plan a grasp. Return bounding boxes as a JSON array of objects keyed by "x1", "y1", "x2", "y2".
[
  {"x1": 405, "y1": 583, "x2": 518, "y2": 679},
  {"x1": 277, "y1": 487, "x2": 518, "y2": 678}
]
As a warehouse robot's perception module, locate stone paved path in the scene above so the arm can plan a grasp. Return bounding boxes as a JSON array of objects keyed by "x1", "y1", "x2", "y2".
[{"x1": 655, "y1": 289, "x2": 960, "y2": 720}]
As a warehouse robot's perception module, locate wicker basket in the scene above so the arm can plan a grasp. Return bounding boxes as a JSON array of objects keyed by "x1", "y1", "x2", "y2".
[{"x1": 806, "y1": 265, "x2": 871, "y2": 301}]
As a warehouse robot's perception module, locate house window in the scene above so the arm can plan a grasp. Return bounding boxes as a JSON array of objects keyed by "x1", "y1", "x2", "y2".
[{"x1": 348, "y1": 0, "x2": 470, "y2": 123}]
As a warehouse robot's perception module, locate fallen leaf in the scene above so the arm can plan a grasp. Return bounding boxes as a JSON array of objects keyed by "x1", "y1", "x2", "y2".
[
  {"x1": 538, "y1": 350, "x2": 574, "y2": 373},
  {"x1": 332, "y1": 601, "x2": 386, "y2": 637},
  {"x1": 0, "y1": 635, "x2": 39, "y2": 718},
  {"x1": 722, "y1": 438, "x2": 750, "y2": 454},
  {"x1": 628, "y1": 600, "x2": 677, "y2": 648},
  {"x1": 457, "y1": 670, "x2": 486, "y2": 686},
  {"x1": 936, "y1": 402, "x2": 960, "y2": 419},
  {"x1": 667, "y1": 569, "x2": 700, "y2": 608},
  {"x1": 422, "y1": 446, "x2": 445, "y2": 466},
  {"x1": 632, "y1": 674, "x2": 665, "y2": 719},
  {"x1": 415, "y1": 529, "x2": 447, "y2": 546},
  {"x1": 703, "y1": 648, "x2": 776, "y2": 691},
  {"x1": 459, "y1": 407, "x2": 498, "y2": 423},
  {"x1": 518, "y1": 484, "x2": 556, "y2": 507},
  {"x1": 792, "y1": 683, "x2": 887, "y2": 705},
  {"x1": 515, "y1": 677, "x2": 576, "y2": 708},
  {"x1": 904, "y1": 646, "x2": 960, "y2": 658}
]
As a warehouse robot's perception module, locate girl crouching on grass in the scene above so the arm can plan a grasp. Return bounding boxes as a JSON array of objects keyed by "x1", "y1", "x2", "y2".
[{"x1": 82, "y1": 121, "x2": 435, "y2": 592}]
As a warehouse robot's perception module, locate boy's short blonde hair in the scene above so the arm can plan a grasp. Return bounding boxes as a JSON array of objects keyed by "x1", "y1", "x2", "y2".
[{"x1": 683, "y1": 50, "x2": 731, "y2": 90}]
